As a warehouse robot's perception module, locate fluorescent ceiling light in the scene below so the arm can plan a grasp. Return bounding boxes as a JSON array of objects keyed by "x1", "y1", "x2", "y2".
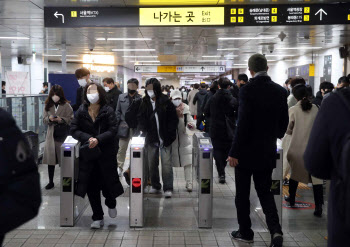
[
  {"x1": 123, "y1": 56, "x2": 158, "y2": 58},
  {"x1": 66, "y1": 59, "x2": 83, "y2": 62},
  {"x1": 202, "y1": 56, "x2": 221, "y2": 58},
  {"x1": 276, "y1": 47, "x2": 322, "y2": 50},
  {"x1": 98, "y1": 38, "x2": 151, "y2": 41},
  {"x1": 219, "y1": 37, "x2": 275, "y2": 40},
  {"x1": 132, "y1": 61, "x2": 160, "y2": 63},
  {"x1": 83, "y1": 54, "x2": 115, "y2": 65},
  {"x1": 43, "y1": 54, "x2": 78, "y2": 57},
  {"x1": 0, "y1": 37, "x2": 29, "y2": 40},
  {"x1": 265, "y1": 54, "x2": 295, "y2": 57},
  {"x1": 197, "y1": 60, "x2": 231, "y2": 62},
  {"x1": 112, "y1": 49, "x2": 155, "y2": 51},
  {"x1": 217, "y1": 48, "x2": 239, "y2": 51}
]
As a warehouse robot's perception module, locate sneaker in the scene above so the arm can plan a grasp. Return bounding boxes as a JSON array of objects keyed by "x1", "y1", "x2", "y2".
[
  {"x1": 231, "y1": 230, "x2": 254, "y2": 243},
  {"x1": 219, "y1": 175, "x2": 226, "y2": 184},
  {"x1": 314, "y1": 204, "x2": 323, "y2": 217},
  {"x1": 284, "y1": 196, "x2": 295, "y2": 207},
  {"x1": 144, "y1": 185, "x2": 150, "y2": 194},
  {"x1": 123, "y1": 171, "x2": 130, "y2": 186},
  {"x1": 118, "y1": 167, "x2": 123, "y2": 177},
  {"x1": 45, "y1": 182, "x2": 54, "y2": 190},
  {"x1": 186, "y1": 182, "x2": 193, "y2": 192},
  {"x1": 270, "y1": 233, "x2": 283, "y2": 247},
  {"x1": 164, "y1": 191, "x2": 172, "y2": 198},
  {"x1": 108, "y1": 208, "x2": 117, "y2": 218},
  {"x1": 149, "y1": 187, "x2": 162, "y2": 194},
  {"x1": 90, "y1": 220, "x2": 104, "y2": 229}
]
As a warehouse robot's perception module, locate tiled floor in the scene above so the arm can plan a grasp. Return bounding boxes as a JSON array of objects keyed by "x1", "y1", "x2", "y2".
[{"x1": 4, "y1": 137, "x2": 328, "y2": 247}]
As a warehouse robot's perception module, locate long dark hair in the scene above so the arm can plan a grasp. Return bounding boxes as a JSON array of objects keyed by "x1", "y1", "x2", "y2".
[
  {"x1": 145, "y1": 78, "x2": 162, "y2": 99},
  {"x1": 83, "y1": 82, "x2": 107, "y2": 106},
  {"x1": 292, "y1": 84, "x2": 312, "y2": 111},
  {"x1": 45, "y1": 85, "x2": 69, "y2": 111}
]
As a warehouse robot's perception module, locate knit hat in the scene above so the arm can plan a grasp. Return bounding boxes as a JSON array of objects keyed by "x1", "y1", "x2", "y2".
[{"x1": 170, "y1": 89, "x2": 182, "y2": 99}]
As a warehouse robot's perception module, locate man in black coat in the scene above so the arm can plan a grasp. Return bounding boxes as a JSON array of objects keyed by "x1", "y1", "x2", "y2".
[
  {"x1": 137, "y1": 78, "x2": 178, "y2": 198},
  {"x1": 103, "y1": 77, "x2": 122, "y2": 112},
  {"x1": 72, "y1": 68, "x2": 90, "y2": 111},
  {"x1": 0, "y1": 109, "x2": 42, "y2": 245},
  {"x1": 193, "y1": 83, "x2": 208, "y2": 129},
  {"x1": 205, "y1": 78, "x2": 237, "y2": 184},
  {"x1": 305, "y1": 88, "x2": 350, "y2": 247},
  {"x1": 228, "y1": 54, "x2": 288, "y2": 247}
]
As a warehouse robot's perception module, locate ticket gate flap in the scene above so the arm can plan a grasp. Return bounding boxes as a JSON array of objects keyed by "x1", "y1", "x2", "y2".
[{"x1": 131, "y1": 137, "x2": 145, "y2": 146}]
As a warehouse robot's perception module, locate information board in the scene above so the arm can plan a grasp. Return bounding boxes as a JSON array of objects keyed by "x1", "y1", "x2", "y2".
[
  {"x1": 134, "y1": 65, "x2": 226, "y2": 73},
  {"x1": 44, "y1": 4, "x2": 350, "y2": 28}
]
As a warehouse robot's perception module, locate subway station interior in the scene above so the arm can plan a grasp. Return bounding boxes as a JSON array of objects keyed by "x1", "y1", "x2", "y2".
[{"x1": 1, "y1": 0, "x2": 350, "y2": 247}]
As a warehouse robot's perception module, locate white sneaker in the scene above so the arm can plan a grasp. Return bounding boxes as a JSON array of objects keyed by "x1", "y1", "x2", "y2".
[
  {"x1": 118, "y1": 167, "x2": 123, "y2": 177},
  {"x1": 144, "y1": 185, "x2": 150, "y2": 194},
  {"x1": 108, "y1": 208, "x2": 117, "y2": 218},
  {"x1": 186, "y1": 182, "x2": 193, "y2": 192},
  {"x1": 149, "y1": 187, "x2": 162, "y2": 194},
  {"x1": 90, "y1": 220, "x2": 104, "y2": 229},
  {"x1": 164, "y1": 191, "x2": 172, "y2": 198}
]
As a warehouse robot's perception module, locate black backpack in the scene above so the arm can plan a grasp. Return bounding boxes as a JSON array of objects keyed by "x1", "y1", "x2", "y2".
[{"x1": 334, "y1": 91, "x2": 350, "y2": 228}]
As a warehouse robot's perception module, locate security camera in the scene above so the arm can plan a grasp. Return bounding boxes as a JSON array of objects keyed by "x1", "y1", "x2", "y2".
[
  {"x1": 278, "y1": 31, "x2": 287, "y2": 42},
  {"x1": 268, "y1": 44, "x2": 275, "y2": 53},
  {"x1": 88, "y1": 44, "x2": 95, "y2": 52}
]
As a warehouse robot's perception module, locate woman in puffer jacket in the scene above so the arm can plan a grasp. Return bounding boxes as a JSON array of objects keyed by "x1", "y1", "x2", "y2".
[{"x1": 170, "y1": 90, "x2": 196, "y2": 192}]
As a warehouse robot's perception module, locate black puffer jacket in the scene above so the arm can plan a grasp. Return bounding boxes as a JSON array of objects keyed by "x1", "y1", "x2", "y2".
[
  {"x1": 207, "y1": 89, "x2": 238, "y2": 142},
  {"x1": 193, "y1": 89, "x2": 208, "y2": 116},
  {"x1": 137, "y1": 94, "x2": 178, "y2": 147},
  {"x1": 70, "y1": 104, "x2": 124, "y2": 198},
  {"x1": 203, "y1": 88, "x2": 217, "y2": 133}
]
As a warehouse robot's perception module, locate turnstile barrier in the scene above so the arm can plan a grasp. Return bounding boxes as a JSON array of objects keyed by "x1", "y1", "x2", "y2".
[
  {"x1": 129, "y1": 137, "x2": 145, "y2": 228},
  {"x1": 60, "y1": 136, "x2": 88, "y2": 227},
  {"x1": 192, "y1": 132, "x2": 214, "y2": 228},
  {"x1": 273, "y1": 142, "x2": 283, "y2": 225}
]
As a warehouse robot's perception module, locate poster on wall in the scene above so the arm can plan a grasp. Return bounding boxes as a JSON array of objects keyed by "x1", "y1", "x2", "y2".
[
  {"x1": 322, "y1": 55, "x2": 332, "y2": 82},
  {"x1": 5, "y1": 71, "x2": 30, "y2": 95}
]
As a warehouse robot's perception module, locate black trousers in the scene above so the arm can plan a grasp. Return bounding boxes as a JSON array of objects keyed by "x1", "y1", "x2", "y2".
[
  {"x1": 212, "y1": 139, "x2": 231, "y2": 177},
  {"x1": 289, "y1": 178, "x2": 324, "y2": 205},
  {"x1": 235, "y1": 167, "x2": 282, "y2": 235},
  {"x1": 87, "y1": 163, "x2": 116, "y2": 221}
]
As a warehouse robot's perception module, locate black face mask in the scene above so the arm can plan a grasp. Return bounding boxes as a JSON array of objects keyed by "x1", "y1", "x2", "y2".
[{"x1": 128, "y1": 89, "x2": 136, "y2": 94}]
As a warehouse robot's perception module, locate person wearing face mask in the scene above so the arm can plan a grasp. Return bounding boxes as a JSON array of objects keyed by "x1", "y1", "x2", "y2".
[
  {"x1": 115, "y1": 78, "x2": 141, "y2": 181},
  {"x1": 72, "y1": 68, "x2": 91, "y2": 111},
  {"x1": 39, "y1": 82, "x2": 49, "y2": 94},
  {"x1": 137, "y1": 78, "x2": 178, "y2": 198},
  {"x1": 170, "y1": 90, "x2": 195, "y2": 192},
  {"x1": 42, "y1": 85, "x2": 73, "y2": 190},
  {"x1": 70, "y1": 83, "x2": 124, "y2": 229},
  {"x1": 103, "y1": 77, "x2": 122, "y2": 111}
]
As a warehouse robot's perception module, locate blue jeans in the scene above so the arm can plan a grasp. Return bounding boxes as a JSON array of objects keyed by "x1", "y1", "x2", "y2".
[{"x1": 144, "y1": 143, "x2": 173, "y2": 192}]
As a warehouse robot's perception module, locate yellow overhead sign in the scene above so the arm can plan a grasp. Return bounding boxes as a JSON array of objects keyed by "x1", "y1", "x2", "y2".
[{"x1": 139, "y1": 7, "x2": 225, "y2": 26}]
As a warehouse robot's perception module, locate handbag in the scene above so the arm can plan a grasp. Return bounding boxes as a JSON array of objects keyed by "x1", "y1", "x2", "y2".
[
  {"x1": 117, "y1": 121, "x2": 129, "y2": 138},
  {"x1": 53, "y1": 122, "x2": 69, "y2": 142}
]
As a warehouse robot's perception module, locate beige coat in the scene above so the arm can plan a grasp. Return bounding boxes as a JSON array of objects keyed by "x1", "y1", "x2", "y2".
[
  {"x1": 187, "y1": 89, "x2": 199, "y2": 116},
  {"x1": 286, "y1": 102, "x2": 322, "y2": 185},
  {"x1": 42, "y1": 103, "x2": 73, "y2": 166}
]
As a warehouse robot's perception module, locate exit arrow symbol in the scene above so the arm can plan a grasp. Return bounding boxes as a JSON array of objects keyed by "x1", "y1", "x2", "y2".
[
  {"x1": 54, "y1": 11, "x2": 65, "y2": 23},
  {"x1": 135, "y1": 67, "x2": 140, "y2": 71},
  {"x1": 315, "y1": 8, "x2": 327, "y2": 21}
]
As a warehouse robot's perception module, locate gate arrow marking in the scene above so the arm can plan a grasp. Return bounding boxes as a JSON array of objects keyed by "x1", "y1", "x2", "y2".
[
  {"x1": 54, "y1": 11, "x2": 65, "y2": 24},
  {"x1": 315, "y1": 8, "x2": 327, "y2": 21}
]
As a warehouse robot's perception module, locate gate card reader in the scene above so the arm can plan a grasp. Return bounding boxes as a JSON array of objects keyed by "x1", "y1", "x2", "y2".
[{"x1": 130, "y1": 137, "x2": 145, "y2": 228}]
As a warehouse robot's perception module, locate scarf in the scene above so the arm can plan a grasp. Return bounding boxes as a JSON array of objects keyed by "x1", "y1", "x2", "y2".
[{"x1": 176, "y1": 103, "x2": 185, "y2": 118}]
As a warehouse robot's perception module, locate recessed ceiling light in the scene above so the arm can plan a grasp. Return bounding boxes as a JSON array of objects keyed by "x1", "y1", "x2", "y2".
[
  {"x1": 98, "y1": 38, "x2": 151, "y2": 41},
  {"x1": 276, "y1": 47, "x2": 322, "y2": 50},
  {"x1": 0, "y1": 37, "x2": 29, "y2": 40},
  {"x1": 123, "y1": 56, "x2": 158, "y2": 58},
  {"x1": 112, "y1": 49, "x2": 155, "y2": 51},
  {"x1": 219, "y1": 37, "x2": 275, "y2": 40},
  {"x1": 217, "y1": 48, "x2": 240, "y2": 51}
]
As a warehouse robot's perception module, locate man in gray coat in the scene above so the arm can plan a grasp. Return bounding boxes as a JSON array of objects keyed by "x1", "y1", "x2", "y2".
[{"x1": 116, "y1": 78, "x2": 141, "y2": 180}]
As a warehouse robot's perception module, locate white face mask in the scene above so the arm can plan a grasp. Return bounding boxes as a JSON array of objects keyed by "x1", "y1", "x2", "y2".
[
  {"x1": 78, "y1": 79, "x2": 87, "y2": 87},
  {"x1": 172, "y1": 99, "x2": 182, "y2": 107},
  {"x1": 170, "y1": 89, "x2": 174, "y2": 92},
  {"x1": 181, "y1": 89, "x2": 186, "y2": 92},
  {"x1": 104, "y1": 87, "x2": 110, "y2": 92},
  {"x1": 87, "y1": 93, "x2": 99, "y2": 104},
  {"x1": 147, "y1": 90, "x2": 155, "y2": 98},
  {"x1": 52, "y1": 95, "x2": 60, "y2": 103}
]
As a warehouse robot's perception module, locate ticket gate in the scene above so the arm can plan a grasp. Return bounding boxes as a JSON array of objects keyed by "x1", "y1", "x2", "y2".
[
  {"x1": 129, "y1": 137, "x2": 146, "y2": 228},
  {"x1": 60, "y1": 136, "x2": 88, "y2": 227},
  {"x1": 192, "y1": 132, "x2": 214, "y2": 228},
  {"x1": 273, "y1": 140, "x2": 283, "y2": 224}
]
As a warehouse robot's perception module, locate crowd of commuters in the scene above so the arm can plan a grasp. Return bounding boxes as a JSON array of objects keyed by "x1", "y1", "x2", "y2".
[{"x1": 2, "y1": 53, "x2": 350, "y2": 246}]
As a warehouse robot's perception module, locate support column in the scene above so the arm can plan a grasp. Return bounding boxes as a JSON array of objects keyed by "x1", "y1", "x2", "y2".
[{"x1": 62, "y1": 43, "x2": 67, "y2": 73}]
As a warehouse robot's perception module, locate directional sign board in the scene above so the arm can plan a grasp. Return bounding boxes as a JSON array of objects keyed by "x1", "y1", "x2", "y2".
[
  {"x1": 45, "y1": 4, "x2": 350, "y2": 27},
  {"x1": 134, "y1": 65, "x2": 226, "y2": 73}
]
